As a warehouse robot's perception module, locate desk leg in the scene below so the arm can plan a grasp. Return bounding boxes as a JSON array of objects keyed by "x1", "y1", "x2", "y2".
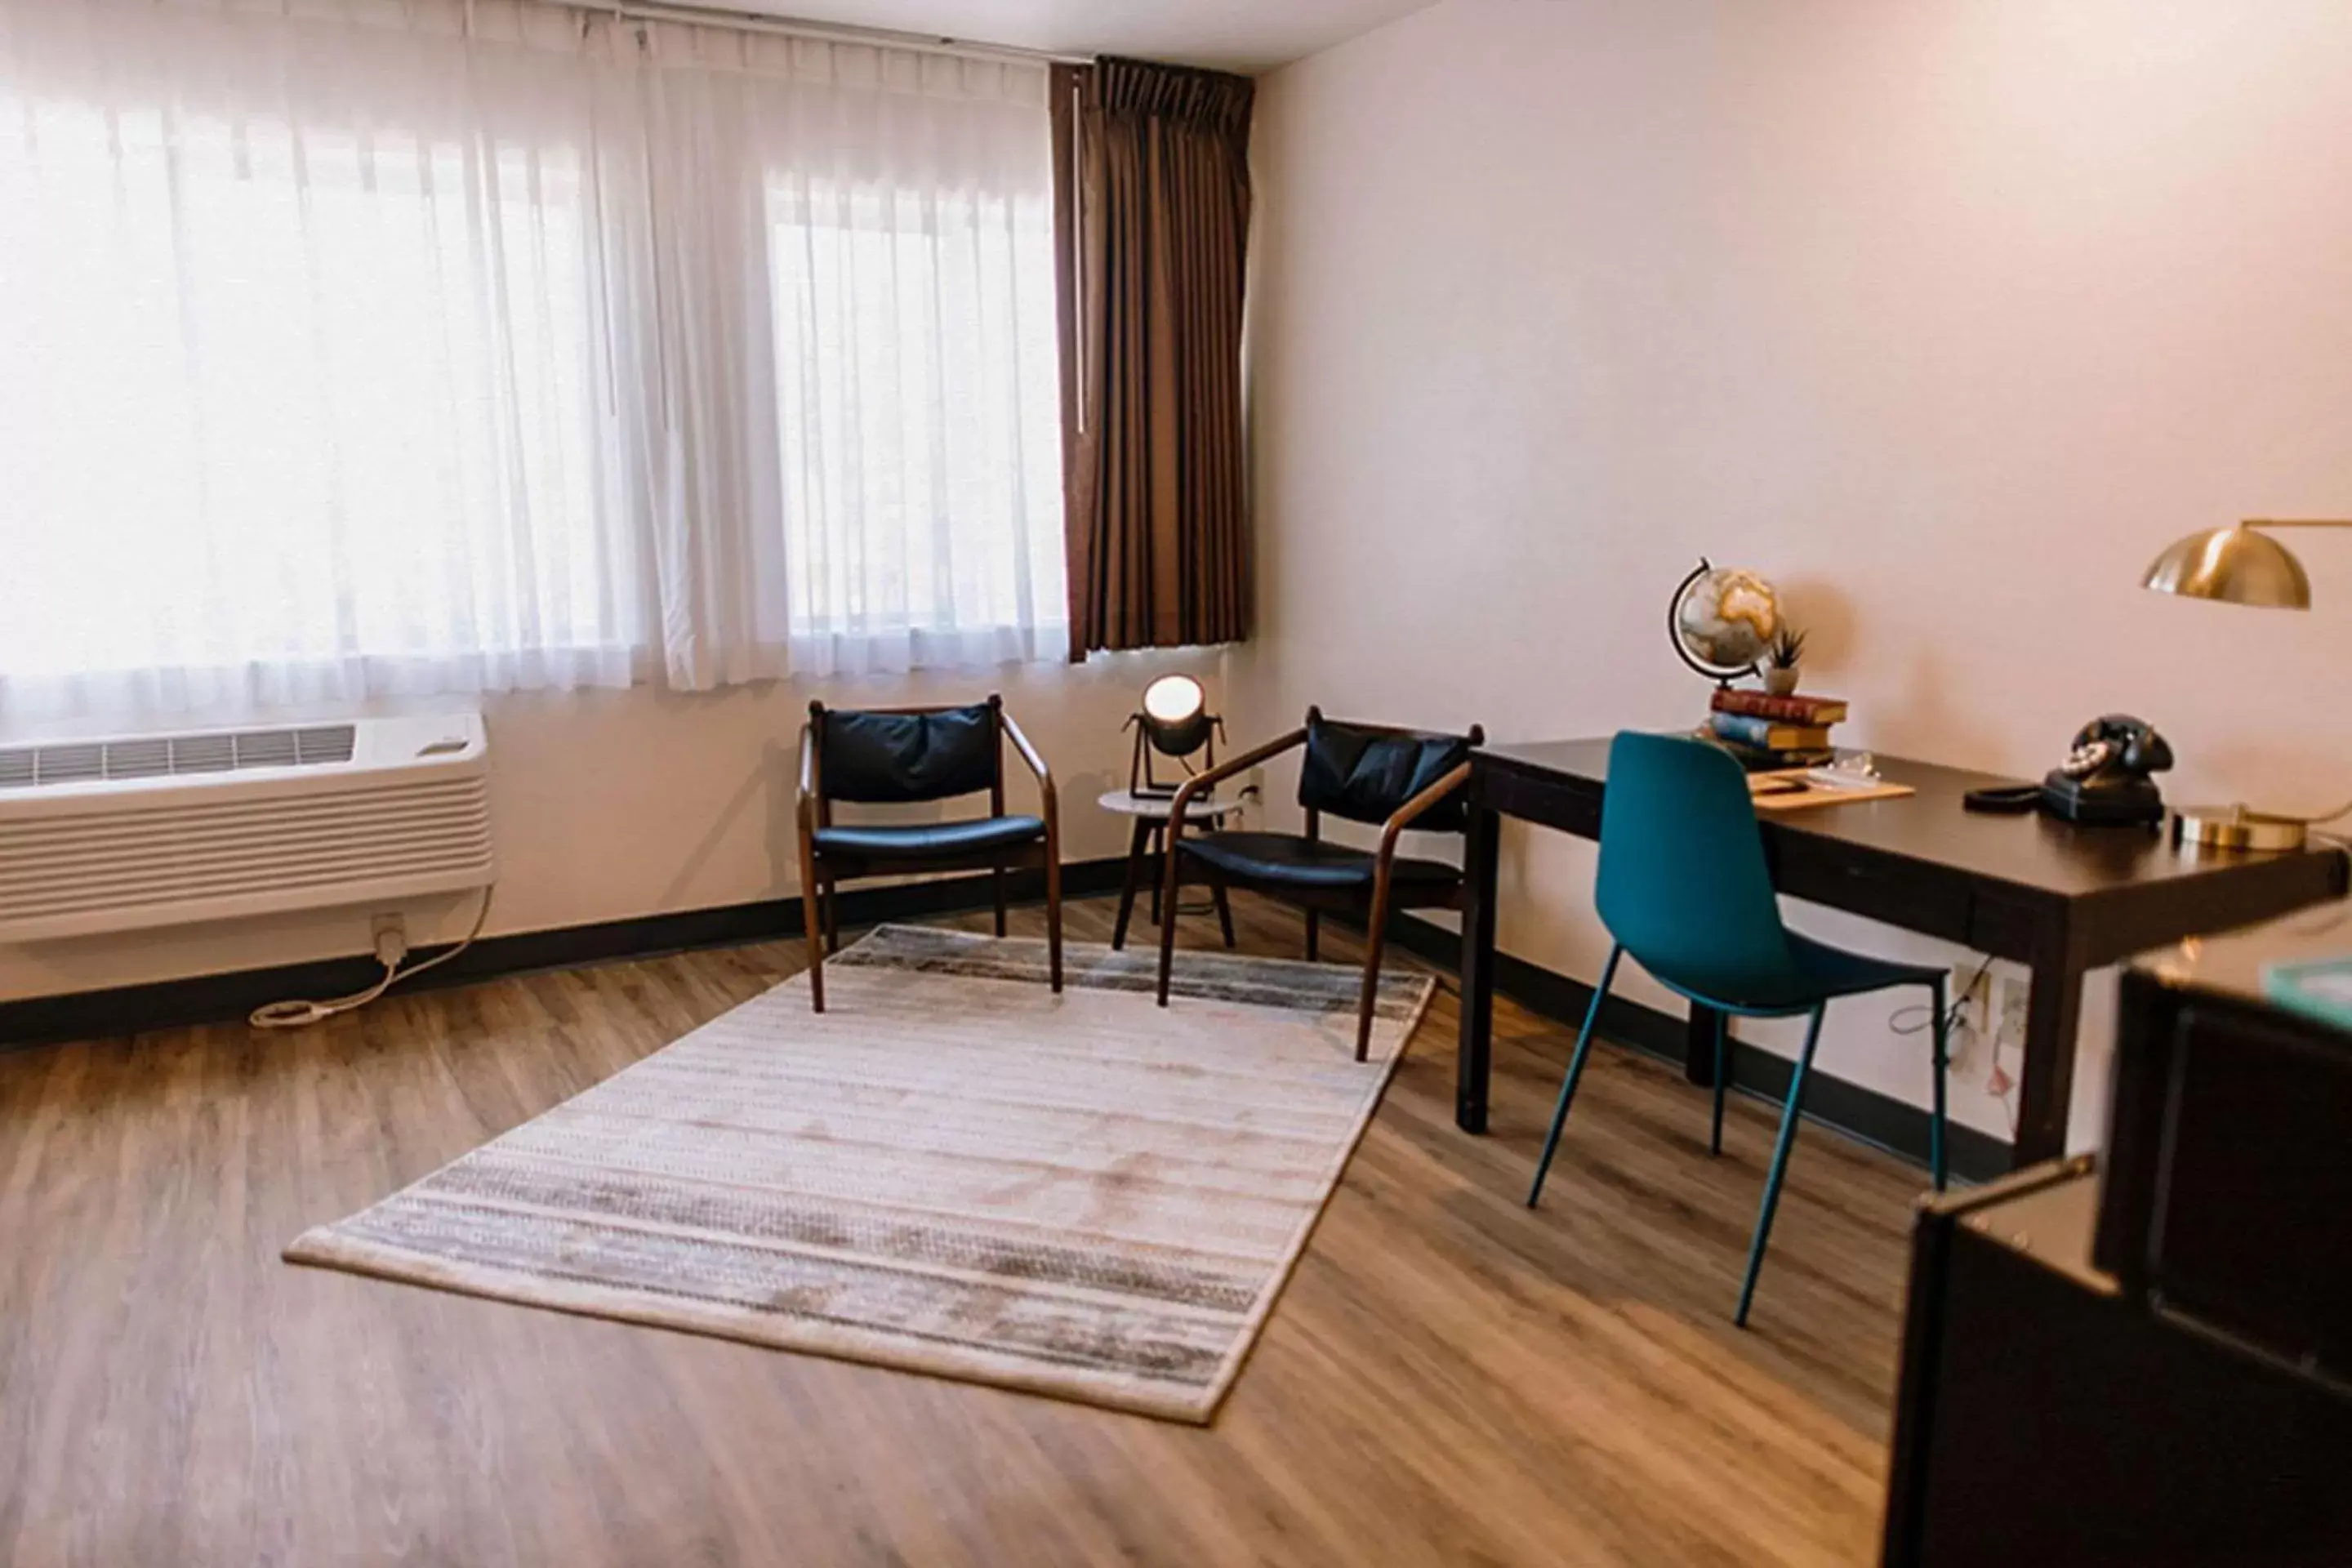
[
  {"x1": 1457, "y1": 800, "x2": 1501, "y2": 1134},
  {"x1": 2016, "y1": 949, "x2": 2086, "y2": 1168},
  {"x1": 1685, "y1": 1006, "x2": 1722, "y2": 1088}
]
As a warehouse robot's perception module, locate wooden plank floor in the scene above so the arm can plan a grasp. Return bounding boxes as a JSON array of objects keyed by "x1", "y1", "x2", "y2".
[{"x1": 0, "y1": 893, "x2": 1922, "y2": 1567}]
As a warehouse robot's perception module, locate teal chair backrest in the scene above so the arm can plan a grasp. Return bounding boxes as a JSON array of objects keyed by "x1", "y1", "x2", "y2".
[{"x1": 1596, "y1": 731, "x2": 1801, "y2": 1005}]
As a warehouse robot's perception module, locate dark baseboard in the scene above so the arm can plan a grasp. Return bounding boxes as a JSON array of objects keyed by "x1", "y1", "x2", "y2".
[
  {"x1": 0, "y1": 858, "x2": 1128, "y2": 1053},
  {"x1": 2, "y1": 862, "x2": 2012, "y2": 1183},
  {"x1": 1382, "y1": 913, "x2": 2013, "y2": 1186}
]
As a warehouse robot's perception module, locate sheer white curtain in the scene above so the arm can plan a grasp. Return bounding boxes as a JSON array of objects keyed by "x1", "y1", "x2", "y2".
[
  {"x1": 627, "y1": 25, "x2": 1067, "y2": 682},
  {"x1": 0, "y1": 0, "x2": 645, "y2": 718},
  {"x1": 0, "y1": 1, "x2": 1067, "y2": 719}
]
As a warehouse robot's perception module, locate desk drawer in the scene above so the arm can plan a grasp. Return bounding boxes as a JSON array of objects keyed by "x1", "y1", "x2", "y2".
[
  {"x1": 1479, "y1": 763, "x2": 1600, "y2": 838},
  {"x1": 1774, "y1": 841, "x2": 1976, "y2": 945}
]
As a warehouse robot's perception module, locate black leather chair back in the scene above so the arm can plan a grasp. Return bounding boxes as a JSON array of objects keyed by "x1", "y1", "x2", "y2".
[
  {"x1": 819, "y1": 705, "x2": 997, "y2": 804},
  {"x1": 1298, "y1": 717, "x2": 1474, "y2": 831}
]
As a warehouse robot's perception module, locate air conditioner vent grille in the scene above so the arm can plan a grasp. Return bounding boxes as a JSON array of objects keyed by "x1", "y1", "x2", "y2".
[
  {"x1": 0, "y1": 724, "x2": 357, "y2": 791},
  {"x1": 0, "y1": 714, "x2": 489, "y2": 942}
]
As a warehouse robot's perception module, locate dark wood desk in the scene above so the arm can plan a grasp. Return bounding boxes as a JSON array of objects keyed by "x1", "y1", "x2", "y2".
[{"x1": 1454, "y1": 738, "x2": 2350, "y2": 1166}]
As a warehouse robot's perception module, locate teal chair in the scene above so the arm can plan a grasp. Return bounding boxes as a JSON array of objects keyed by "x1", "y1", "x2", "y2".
[{"x1": 1526, "y1": 730, "x2": 1950, "y2": 1327}]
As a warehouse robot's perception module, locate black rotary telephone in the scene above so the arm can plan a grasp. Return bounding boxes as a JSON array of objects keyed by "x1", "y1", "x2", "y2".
[{"x1": 1966, "y1": 715, "x2": 2174, "y2": 826}]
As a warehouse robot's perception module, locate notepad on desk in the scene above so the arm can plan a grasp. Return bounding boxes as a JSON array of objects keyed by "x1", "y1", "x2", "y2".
[{"x1": 1747, "y1": 768, "x2": 1917, "y2": 812}]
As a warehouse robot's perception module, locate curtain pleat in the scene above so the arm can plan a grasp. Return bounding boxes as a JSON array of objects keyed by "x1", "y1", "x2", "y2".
[{"x1": 1053, "y1": 56, "x2": 1253, "y2": 657}]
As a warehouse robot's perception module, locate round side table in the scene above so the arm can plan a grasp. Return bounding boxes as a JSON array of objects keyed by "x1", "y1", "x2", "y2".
[{"x1": 1097, "y1": 789, "x2": 1244, "y2": 951}]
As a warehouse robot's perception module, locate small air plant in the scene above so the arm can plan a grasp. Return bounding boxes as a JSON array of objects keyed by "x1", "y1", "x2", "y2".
[{"x1": 1763, "y1": 625, "x2": 1806, "y2": 696}]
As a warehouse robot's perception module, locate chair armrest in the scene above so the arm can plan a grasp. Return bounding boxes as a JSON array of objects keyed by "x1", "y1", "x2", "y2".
[
  {"x1": 797, "y1": 724, "x2": 818, "y2": 832},
  {"x1": 1168, "y1": 727, "x2": 1309, "y2": 833},
  {"x1": 1376, "y1": 761, "x2": 1475, "y2": 860},
  {"x1": 1000, "y1": 709, "x2": 1058, "y2": 823}
]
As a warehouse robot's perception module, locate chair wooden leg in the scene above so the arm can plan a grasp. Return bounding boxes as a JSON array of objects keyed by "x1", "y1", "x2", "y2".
[
  {"x1": 800, "y1": 848, "x2": 826, "y2": 1014},
  {"x1": 1045, "y1": 840, "x2": 1063, "y2": 995},
  {"x1": 1210, "y1": 875, "x2": 1236, "y2": 950},
  {"x1": 1710, "y1": 1013, "x2": 1731, "y2": 1156},
  {"x1": 822, "y1": 876, "x2": 840, "y2": 955},
  {"x1": 1303, "y1": 910, "x2": 1320, "y2": 962},
  {"x1": 1928, "y1": 976, "x2": 1949, "y2": 1192},
  {"x1": 1353, "y1": 875, "x2": 1394, "y2": 1063},
  {"x1": 1155, "y1": 846, "x2": 1183, "y2": 1007},
  {"x1": 1148, "y1": 826, "x2": 1164, "y2": 926},
  {"x1": 1529, "y1": 945, "x2": 1623, "y2": 1206},
  {"x1": 1736, "y1": 1002, "x2": 1827, "y2": 1328},
  {"x1": 992, "y1": 866, "x2": 1008, "y2": 938}
]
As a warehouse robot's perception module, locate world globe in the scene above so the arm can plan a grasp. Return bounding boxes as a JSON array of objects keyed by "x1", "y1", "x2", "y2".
[{"x1": 1670, "y1": 563, "x2": 1781, "y2": 679}]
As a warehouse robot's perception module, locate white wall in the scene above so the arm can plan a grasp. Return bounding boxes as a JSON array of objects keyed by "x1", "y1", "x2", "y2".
[
  {"x1": 1239, "y1": 0, "x2": 2352, "y2": 1147},
  {"x1": 0, "y1": 653, "x2": 1217, "y2": 1003}
]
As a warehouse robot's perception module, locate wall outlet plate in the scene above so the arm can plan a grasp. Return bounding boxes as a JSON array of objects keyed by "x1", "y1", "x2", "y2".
[
  {"x1": 1944, "y1": 964, "x2": 1989, "y2": 1074},
  {"x1": 1239, "y1": 767, "x2": 1266, "y2": 818},
  {"x1": 1993, "y1": 973, "x2": 2030, "y2": 1057}
]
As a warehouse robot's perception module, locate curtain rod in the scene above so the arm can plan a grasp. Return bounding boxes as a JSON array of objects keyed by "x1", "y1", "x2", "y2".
[{"x1": 591, "y1": 1, "x2": 1094, "y2": 67}]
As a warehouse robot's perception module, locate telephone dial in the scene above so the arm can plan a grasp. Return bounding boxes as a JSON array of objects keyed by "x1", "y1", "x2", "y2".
[{"x1": 1965, "y1": 715, "x2": 2173, "y2": 826}]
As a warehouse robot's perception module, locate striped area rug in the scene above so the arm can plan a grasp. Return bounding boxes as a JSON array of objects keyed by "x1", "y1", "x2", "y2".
[{"x1": 286, "y1": 924, "x2": 1436, "y2": 1423}]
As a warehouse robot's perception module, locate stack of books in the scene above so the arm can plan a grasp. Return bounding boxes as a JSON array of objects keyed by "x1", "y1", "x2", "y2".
[{"x1": 1699, "y1": 688, "x2": 1849, "y2": 771}]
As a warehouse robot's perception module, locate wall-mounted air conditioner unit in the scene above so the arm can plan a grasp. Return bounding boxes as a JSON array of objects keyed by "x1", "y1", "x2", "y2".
[{"x1": 0, "y1": 713, "x2": 493, "y2": 943}]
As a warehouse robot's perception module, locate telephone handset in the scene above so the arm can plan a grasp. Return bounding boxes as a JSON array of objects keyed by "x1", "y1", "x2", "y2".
[{"x1": 1965, "y1": 715, "x2": 2173, "y2": 825}]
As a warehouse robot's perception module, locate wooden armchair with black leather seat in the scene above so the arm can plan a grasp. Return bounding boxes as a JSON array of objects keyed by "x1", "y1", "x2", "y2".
[
  {"x1": 796, "y1": 694, "x2": 1061, "y2": 1012},
  {"x1": 1155, "y1": 707, "x2": 1484, "y2": 1060}
]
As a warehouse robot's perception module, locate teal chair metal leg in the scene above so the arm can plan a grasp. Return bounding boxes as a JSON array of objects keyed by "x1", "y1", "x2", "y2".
[
  {"x1": 1928, "y1": 976, "x2": 1950, "y2": 1192},
  {"x1": 1528, "y1": 945, "x2": 1624, "y2": 1207},
  {"x1": 1708, "y1": 1013, "x2": 1730, "y2": 1156},
  {"x1": 1734, "y1": 1002, "x2": 1827, "y2": 1328}
]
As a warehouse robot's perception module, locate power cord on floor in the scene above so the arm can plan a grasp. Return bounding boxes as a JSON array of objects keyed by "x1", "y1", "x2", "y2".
[{"x1": 250, "y1": 885, "x2": 497, "y2": 1030}]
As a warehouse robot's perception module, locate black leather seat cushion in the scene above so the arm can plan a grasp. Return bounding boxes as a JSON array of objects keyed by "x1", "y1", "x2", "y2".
[
  {"x1": 1180, "y1": 831, "x2": 1461, "y2": 891},
  {"x1": 1298, "y1": 718, "x2": 1475, "y2": 831},
  {"x1": 820, "y1": 705, "x2": 996, "y2": 804},
  {"x1": 813, "y1": 815, "x2": 1045, "y2": 860}
]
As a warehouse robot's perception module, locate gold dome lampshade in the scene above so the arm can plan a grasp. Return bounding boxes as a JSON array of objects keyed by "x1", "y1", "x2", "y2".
[{"x1": 2140, "y1": 523, "x2": 2313, "y2": 609}]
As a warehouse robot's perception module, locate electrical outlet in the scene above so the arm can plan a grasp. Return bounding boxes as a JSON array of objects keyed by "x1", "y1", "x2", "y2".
[
  {"x1": 1944, "y1": 964, "x2": 1991, "y2": 1073},
  {"x1": 1993, "y1": 975, "x2": 2029, "y2": 1058},
  {"x1": 1237, "y1": 767, "x2": 1265, "y2": 822},
  {"x1": 372, "y1": 913, "x2": 409, "y2": 968}
]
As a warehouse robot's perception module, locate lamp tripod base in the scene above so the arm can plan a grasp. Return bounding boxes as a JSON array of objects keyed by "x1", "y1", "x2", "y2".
[{"x1": 2172, "y1": 804, "x2": 2310, "y2": 853}]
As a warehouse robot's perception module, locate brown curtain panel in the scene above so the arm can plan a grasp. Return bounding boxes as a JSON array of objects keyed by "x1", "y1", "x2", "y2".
[{"x1": 1052, "y1": 57, "x2": 1254, "y2": 656}]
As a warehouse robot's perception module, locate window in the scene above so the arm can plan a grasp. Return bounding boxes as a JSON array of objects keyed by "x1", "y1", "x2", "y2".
[
  {"x1": 0, "y1": 8, "x2": 639, "y2": 716},
  {"x1": 0, "y1": 0, "x2": 1067, "y2": 718},
  {"x1": 768, "y1": 168, "x2": 1068, "y2": 673}
]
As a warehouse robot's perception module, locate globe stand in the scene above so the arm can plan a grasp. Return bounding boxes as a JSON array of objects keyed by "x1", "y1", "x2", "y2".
[{"x1": 1667, "y1": 557, "x2": 1763, "y2": 686}]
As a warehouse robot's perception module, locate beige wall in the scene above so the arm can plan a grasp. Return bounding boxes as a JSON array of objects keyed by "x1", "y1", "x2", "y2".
[
  {"x1": 0, "y1": 653, "x2": 1219, "y2": 1003},
  {"x1": 1238, "y1": 0, "x2": 2352, "y2": 1147}
]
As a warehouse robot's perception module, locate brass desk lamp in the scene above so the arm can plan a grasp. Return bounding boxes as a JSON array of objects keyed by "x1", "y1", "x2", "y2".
[{"x1": 2142, "y1": 519, "x2": 2352, "y2": 849}]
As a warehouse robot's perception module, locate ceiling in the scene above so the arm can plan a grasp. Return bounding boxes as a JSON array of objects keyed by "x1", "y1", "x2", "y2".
[{"x1": 720, "y1": 0, "x2": 1432, "y2": 74}]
